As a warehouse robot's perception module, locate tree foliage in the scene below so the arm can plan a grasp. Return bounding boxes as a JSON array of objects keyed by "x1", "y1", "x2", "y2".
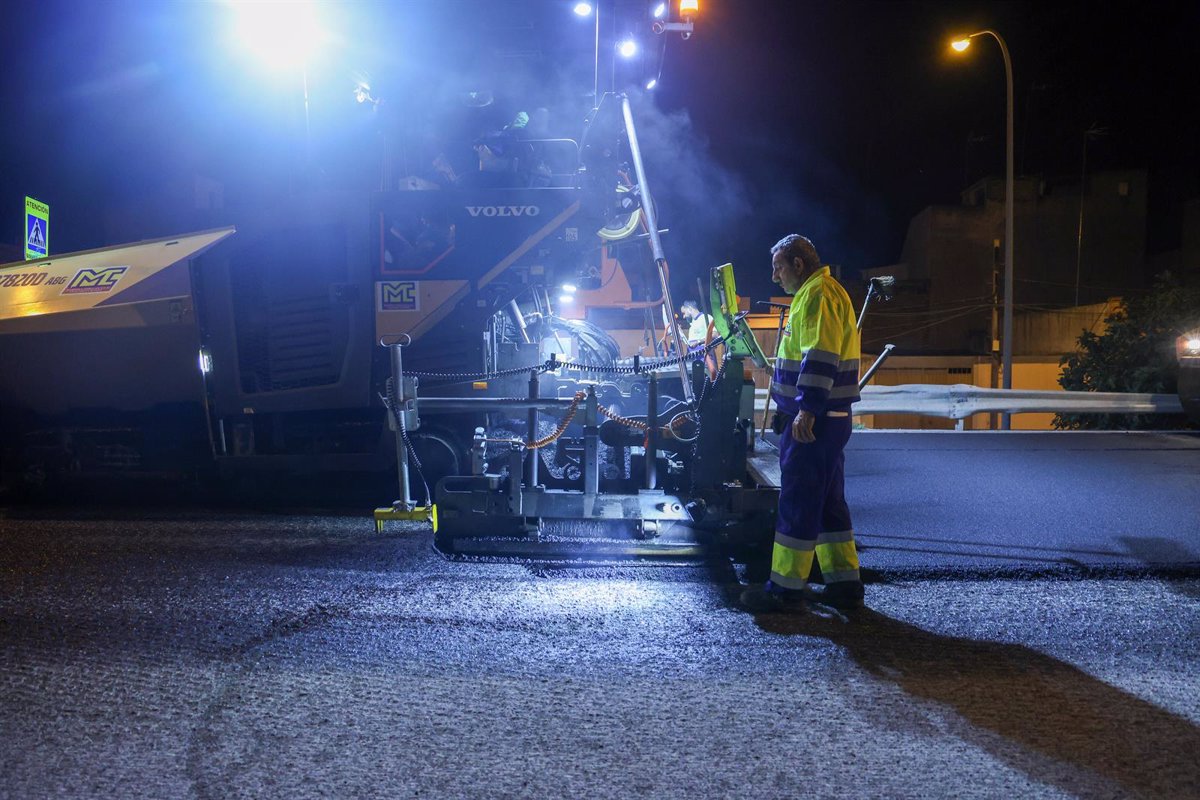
[{"x1": 1055, "y1": 271, "x2": 1200, "y2": 430}]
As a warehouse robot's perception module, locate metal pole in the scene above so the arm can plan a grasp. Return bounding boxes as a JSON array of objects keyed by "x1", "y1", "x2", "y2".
[
  {"x1": 526, "y1": 369, "x2": 540, "y2": 488},
  {"x1": 417, "y1": 397, "x2": 576, "y2": 413},
  {"x1": 389, "y1": 343, "x2": 412, "y2": 509},
  {"x1": 583, "y1": 387, "x2": 599, "y2": 495},
  {"x1": 593, "y1": 3, "x2": 600, "y2": 107},
  {"x1": 302, "y1": 65, "x2": 312, "y2": 169},
  {"x1": 856, "y1": 285, "x2": 876, "y2": 330},
  {"x1": 645, "y1": 373, "x2": 658, "y2": 489},
  {"x1": 509, "y1": 300, "x2": 531, "y2": 344},
  {"x1": 857, "y1": 344, "x2": 896, "y2": 390},
  {"x1": 620, "y1": 95, "x2": 694, "y2": 402},
  {"x1": 970, "y1": 30, "x2": 1015, "y2": 429},
  {"x1": 996, "y1": 31, "x2": 1015, "y2": 429},
  {"x1": 759, "y1": 306, "x2": 787, "y2": 441},
  {"x1": 1074, "y1": 129, "x2": 1089, "y2": 307}
]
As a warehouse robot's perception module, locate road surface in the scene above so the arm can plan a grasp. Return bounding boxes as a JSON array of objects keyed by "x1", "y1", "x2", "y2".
[{"x1": 2, "y1": 431, "x2": 1198, "y2": 798}]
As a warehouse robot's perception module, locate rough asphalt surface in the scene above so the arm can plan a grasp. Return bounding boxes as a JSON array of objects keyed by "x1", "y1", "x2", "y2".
[
  {"x1": 2, "y1": 506, "x2": 1199, "y2": 799},
  {"x1": 3, "y1": 431, "x2": 1200, "y2": 798}
]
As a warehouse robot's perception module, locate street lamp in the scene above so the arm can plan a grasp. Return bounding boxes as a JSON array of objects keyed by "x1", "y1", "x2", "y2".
[{"x1": 951, "y1": 30, "x2": 1015, "y2": 429}]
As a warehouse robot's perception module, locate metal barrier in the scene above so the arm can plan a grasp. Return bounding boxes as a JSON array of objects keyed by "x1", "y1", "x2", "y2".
[{"x1": 753, "y1": 384, "x2": 1183, "y2": 420}]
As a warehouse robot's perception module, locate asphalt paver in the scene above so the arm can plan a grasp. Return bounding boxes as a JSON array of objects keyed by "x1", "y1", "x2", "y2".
[{"x1": 2, "y1": 510, "x2": 1198, "y2": 799}]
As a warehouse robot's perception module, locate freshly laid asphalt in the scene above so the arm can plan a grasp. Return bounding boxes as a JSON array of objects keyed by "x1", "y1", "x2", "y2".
[
  {"x1": 2, "y1": 431, "x2": 1199, "y2": 799},
  {"x1": 847, "y1": 430, "x2": 1200, "y2": 572}
]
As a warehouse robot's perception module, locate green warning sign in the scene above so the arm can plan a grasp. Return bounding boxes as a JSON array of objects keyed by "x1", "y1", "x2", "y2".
[{"x1": 25, "y1": 196, "x2": 49, "y2": 261}]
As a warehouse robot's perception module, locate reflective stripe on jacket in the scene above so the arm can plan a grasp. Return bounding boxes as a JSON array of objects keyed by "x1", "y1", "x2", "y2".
[{"x1": 770, "y1": 266, "x2": 861, "y2": 415}]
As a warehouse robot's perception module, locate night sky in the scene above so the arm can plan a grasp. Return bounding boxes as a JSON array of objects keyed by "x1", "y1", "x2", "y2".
[{"x1": 1, "y1": 0, "x2": 1196, "y2": 303}]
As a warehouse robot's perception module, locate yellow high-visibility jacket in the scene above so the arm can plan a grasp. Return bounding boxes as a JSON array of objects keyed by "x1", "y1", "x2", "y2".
[{"x1": 771, "y1": 266, "x2": 860, "y2": 415}]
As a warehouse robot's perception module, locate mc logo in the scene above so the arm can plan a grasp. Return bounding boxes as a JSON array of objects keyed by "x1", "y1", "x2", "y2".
[
  {"x1": 62, "y1": 266, "x2": 128, "y2": 294},
  {"x1": 380, "y1": 281, "x2": 419, "y2": 311}
]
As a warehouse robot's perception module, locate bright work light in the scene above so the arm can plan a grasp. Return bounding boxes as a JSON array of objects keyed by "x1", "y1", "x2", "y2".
[
  {"x1": 618, "y1": 38, "x2": 638, "y2": 58},
  {"x1": 573, "y1": 2, "x2": 594, "y2": 16},
  {"x1": 233, "y1": 0, "x2": 326, "y2": 69},
  {"x1": 652, "y1": 2, "x2": 667, "y2": 18}
]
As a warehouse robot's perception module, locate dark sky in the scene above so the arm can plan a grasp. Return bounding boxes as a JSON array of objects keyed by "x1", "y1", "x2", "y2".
[{"x1": 1, "y1": 1, "x2": 1196, "y2": 301}]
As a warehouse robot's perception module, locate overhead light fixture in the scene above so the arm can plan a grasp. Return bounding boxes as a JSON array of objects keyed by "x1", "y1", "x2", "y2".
[
  {"x1": 573, "y1": 2, "x2": 594, "y2": 16},
  {"x1": 951, "y1": 38, "x2": 971, "y2": 52},
  {"x1": 644, "y1": 78, "x2": 658, "y2": 90},
  {"x1": 618, "y1": 38, "x2": 638, "y2": 58},
  {"x1": 561, "y1": 283, "x2": 578, "y2": 293},
  {"x1": 652, "y1": 2, "x2": 667, "y2": 18},
  {"x1": 558, "y1": 293, "x2": 576, "y2": 304}
]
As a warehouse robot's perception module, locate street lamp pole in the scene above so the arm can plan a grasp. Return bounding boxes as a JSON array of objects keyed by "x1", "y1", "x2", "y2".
[{"x1": 952, "y1": 30, "x2": 1014, "y2": 429}]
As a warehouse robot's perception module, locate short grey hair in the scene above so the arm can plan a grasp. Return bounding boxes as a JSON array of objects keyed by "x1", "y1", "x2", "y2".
[{"x1": 771, "y1": 234, "x2": 821, "y2": 272}]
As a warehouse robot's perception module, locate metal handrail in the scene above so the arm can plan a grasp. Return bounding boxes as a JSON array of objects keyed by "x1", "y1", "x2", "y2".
[{"x1": 752, "y1": 384, "x2": 1184, "y2": 420}]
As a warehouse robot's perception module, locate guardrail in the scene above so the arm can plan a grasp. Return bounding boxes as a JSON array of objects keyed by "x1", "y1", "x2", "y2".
[{"x1": 753, "y1": 384, "x2": 1184, "y2": 420}]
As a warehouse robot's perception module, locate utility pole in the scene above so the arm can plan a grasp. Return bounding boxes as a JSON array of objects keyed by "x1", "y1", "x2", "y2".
[
  {"x1": 990, "y1": 238, "x2": 1001, "y2": 430},
  {"x1": 1074, "y1": 124, "x2": 1107, "y2": 307}
]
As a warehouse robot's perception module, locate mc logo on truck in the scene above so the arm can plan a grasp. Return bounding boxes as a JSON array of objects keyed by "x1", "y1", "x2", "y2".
[
  {"x1": 62, "y1": 266, "x2": 128, "y2": 294},
  {"x1": 465, "y1": 205, "x2": 540, "y2": 218}
]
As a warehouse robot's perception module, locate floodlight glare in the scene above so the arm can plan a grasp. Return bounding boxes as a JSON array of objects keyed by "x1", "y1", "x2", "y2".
[
  {"x1": 652, "y1": 2, "x2": 667, "y2": 18},
  {"x1": 618, "y1": 38, "x2": 638, "y2": 58},
  {"x1": 1187, "y1": 338, "x2": 1200, "y2": 351},
  {"x1": 234, "y1": 0, "x2": 325, "y2": 69},
  {"x1": 573, "y1": 2, "x2": 594, "y2": 16},
  {"x1": 951, "y1": 38, "x2": 971, "y2": 52},
  {"x1": 558, "y1": 293, "x2": 576, "y2": 304},
  {"x1": 680, "y1": 0, "x2": 699, "y2": 13},
  {"x1": 645, "y1": 78, "x2": 658, "y2": 90},
  {"x1": 561, "y1": 283, "x2": 578, "y2": 293}
]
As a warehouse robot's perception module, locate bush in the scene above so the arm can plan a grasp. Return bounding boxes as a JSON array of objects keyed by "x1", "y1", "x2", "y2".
[{"x1": 1055, "y1": 271, "x2": 1200, "y2": 430}]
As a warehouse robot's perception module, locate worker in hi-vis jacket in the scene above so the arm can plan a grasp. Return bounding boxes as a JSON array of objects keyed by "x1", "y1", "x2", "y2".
[{"x1": 741, "y1": 234, "x2": 865, "y2": 613}]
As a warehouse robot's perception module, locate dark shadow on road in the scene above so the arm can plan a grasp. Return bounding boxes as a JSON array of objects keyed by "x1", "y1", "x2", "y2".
[
  {"x1": 756, "y1": 608, "x2": 1200, "y2": 799},
  {"x1": 1120, "y1": 536, "x2": 1200, "y2": 599}
]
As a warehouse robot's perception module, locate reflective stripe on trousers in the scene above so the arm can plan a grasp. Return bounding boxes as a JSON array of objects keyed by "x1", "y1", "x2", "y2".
[{"x1": 770, "y1": 413, "x2": 860, "y2": 590}]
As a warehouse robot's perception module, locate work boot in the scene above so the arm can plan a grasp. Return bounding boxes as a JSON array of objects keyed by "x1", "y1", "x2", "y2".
[
  {"x1": 816, "y1": 581, "x2": 865, "y2": 611},
  {"x1": 739, "y1": 583, "x2": 807, "y2": 614}
]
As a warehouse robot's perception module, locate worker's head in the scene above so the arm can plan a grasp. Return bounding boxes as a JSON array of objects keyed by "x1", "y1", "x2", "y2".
[
  {"x1": 770, "y1": 234, "x2": 820, "y2": 294},
  {"x1": 680, "y1": 300, "x2": 700, "y2": 320}
]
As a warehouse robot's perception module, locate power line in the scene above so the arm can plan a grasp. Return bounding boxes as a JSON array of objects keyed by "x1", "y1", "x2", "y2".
[{"x1": 862, "y1": 306, "x2": 992, "y2": 345}]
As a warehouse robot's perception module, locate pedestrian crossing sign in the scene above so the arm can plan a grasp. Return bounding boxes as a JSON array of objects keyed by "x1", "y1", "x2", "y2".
[{"x1": 25, "y1": 196, "x2": 49, "y2": 260}]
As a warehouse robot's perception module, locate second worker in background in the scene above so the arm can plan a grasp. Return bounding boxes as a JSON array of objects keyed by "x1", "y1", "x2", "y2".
[{"x1": 741, "y1": 234, "x2": 866, "y2": 613}]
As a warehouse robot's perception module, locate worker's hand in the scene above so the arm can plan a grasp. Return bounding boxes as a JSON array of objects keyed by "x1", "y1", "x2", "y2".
[{"x1": 792, "y1": 410, "x2": 816, "y2": 444}]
